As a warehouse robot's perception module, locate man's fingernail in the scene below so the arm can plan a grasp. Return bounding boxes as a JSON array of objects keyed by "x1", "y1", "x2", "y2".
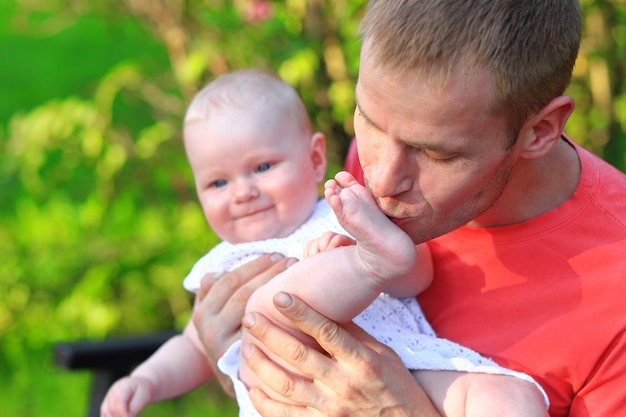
[
  {"x1": 269, "y1": 253, "x2": 284, "y2": 262},
  {"x1": 242, "y1": 313, "x2": 256, "y2": 328},
  {"x1": 285, "y1": 258, "x2": 298, "y2": 268},
  {"x1": 273, "y1": 291, "x2": 293, "y2": 308}
]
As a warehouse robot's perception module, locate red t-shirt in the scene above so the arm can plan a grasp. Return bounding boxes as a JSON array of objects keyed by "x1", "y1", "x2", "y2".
[{"x1": 345, "y1": 138, "x2": 626, "y2": 416}]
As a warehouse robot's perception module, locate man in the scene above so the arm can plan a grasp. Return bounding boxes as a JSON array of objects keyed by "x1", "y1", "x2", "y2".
[{"x1": 192, "y1": 1, "x2": 626, "y2": 416}]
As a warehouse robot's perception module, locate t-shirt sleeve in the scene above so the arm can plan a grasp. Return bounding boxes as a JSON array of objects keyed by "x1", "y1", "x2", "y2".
[{"x1": 569, "y1": 329, "x2": 626, "y2": 416}]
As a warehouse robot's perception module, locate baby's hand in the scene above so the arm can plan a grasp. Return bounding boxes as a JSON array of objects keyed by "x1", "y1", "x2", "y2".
[
  {"x1": 303, "y1": 231, "x2": 355, "y2": 258},
  {"x1": 100, "y1": 376, "x2": 156, "y2": 417}
]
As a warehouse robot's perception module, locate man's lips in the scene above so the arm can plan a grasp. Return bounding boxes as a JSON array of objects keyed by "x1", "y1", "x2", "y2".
[
  {"x1": 377, "y1": 201, "x2": 407, "y2": 223},
  {"x1": 377, "y1": 198, "x2": 423, "y2": 226},
  {"x1": 380, "y1": 205, "x2": 420, "y2": 226}
]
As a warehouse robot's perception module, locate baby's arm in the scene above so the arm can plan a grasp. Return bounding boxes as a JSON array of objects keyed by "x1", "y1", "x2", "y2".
[
  {"x1": 100, "y1": 320, "x2": 212, "y2": 417},
  {"x1": 303, "y1": 231, "x2": 355, "y2": 258}
]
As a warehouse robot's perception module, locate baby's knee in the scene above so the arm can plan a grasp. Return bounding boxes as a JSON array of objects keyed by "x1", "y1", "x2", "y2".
[{"x1": 465, "y1": 374, "x2": 548, "y2": 417}]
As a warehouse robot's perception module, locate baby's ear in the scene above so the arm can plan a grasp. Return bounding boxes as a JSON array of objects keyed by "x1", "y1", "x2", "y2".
[
  {"x1": 309, "y1": 132, "x2": 327, "y2": 181},
  {"x1": 518, "y1": 95, "x2": 575, "y2": 159}
]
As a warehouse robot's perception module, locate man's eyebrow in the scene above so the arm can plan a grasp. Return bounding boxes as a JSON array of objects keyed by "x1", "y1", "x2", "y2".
[{"x1": 354, "y1": 92, "x2": 382, "y2": 131}]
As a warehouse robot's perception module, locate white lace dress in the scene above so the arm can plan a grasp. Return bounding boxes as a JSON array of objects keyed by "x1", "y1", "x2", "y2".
[
  {"x1": 183, "y1": 200, "x2": 347, "y2": 292},
  {"x1": 184, "y1": 200, "x2": 549, "y2": 416}
]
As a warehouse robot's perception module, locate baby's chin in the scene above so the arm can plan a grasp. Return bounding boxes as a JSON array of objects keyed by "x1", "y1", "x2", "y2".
[
  {"x1": 229, "y1": 223, "x2": 298, "y2": 244},
  {"x1": 252, "y1": 225, "x2": 297, "y2": 241}
]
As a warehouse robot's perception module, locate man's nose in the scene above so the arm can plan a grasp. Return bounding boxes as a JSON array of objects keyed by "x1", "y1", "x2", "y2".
[{"x1": 367, "y1": 147, "x2": 414, "y2": 199}]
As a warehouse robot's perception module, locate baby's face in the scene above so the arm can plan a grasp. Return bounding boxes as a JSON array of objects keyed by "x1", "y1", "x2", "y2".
[{"x1": 184, "y1": 107, "x2": 326, "y2": 243}]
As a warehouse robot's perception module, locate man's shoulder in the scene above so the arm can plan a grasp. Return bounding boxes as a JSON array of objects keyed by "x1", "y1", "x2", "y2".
[
  {"x1": 574, "y1": 140, "x2": 626, "y2": 222},
  {"x1": 573, "y1": 139, "x2": 626, "y2": 185}
]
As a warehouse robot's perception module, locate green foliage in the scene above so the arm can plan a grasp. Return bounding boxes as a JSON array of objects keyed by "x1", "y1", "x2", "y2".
[
  {"x1": 567, "y1": 0, "x2": 626, "y2": 170},
  {"x1": 1, "y1": 0, "x2": 625, "y2": 416}
]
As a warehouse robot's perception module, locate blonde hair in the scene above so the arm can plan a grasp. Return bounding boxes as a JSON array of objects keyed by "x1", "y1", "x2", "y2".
[
  {"x1": 184, "y1": 69, "x2": 312, "y2": 136},
  {"x1": 358, "y1": 0, "x2": 582, "y2": 144}
]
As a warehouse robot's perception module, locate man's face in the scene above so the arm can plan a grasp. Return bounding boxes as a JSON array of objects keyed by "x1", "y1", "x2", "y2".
[{"x1": 354, "y1": 50, "x2": 522, "y2": 243}]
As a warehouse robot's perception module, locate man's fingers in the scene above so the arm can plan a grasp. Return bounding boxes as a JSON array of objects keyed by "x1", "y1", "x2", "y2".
[
  {"x1": 221, "y1": 256, "x2": 296, "y2": 316},
  {"x1": 268, "y1": 292, "x2": 401, "y2": 375},
  {"x1": 242, "y1": 293, "x2": 342, "y2": 378},
  {"x1": 242, "y1": 293, "x2": 426, "y2": 416},
  {"x1": 196, "y1": 254, "x2": 288, "y2": 312},
  {"x1": 191, "y1": 254, "x2": 295, "y2": 394},
  {"x1": 196, "y1": 272, "x2": 222, "y2": 301},
  {"x1": 271, "y1": 292, "x2": 358, "y2": 358},
  {"x1": 242, "y1": 316, "x2": 323, "y2": 407},
  {"x1": 249, "y1": 386, "x2": 312, "y2": 417},
  {"x1": 192, "y1": 255, "x2": 295, "y2": 356}
]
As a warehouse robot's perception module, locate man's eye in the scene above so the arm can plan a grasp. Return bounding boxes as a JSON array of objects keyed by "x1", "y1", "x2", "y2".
[
  {"x1": 256, "y1": 163, "x2": 272, "y2": 173},
  {"x1": 422, "y1": 150, "x2": 458, "y2": 163},
  {"x1": 211, "y1": 179, "x2": 227, "y2": 188}
]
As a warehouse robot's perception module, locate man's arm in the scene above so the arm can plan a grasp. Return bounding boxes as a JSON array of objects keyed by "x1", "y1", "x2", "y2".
[{"x1": 242, "y1": 292, "x2": 443, "y2": 417}]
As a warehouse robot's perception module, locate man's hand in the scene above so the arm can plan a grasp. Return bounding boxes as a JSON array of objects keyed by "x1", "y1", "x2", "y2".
[
  {"x1": 241, "y1": 292, "x2": 441, "y2": 417},
  {"x1": 191, "y1": 253, "x2": 295, "y2": 397}
]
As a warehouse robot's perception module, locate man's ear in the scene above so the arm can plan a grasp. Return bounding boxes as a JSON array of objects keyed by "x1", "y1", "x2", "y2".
[
  {"x1": 518, "y1": 95, "x2": 575, "y2": 159},
  {"x1": 309, "y1": 132, "x2": 327, "y2": 182}
]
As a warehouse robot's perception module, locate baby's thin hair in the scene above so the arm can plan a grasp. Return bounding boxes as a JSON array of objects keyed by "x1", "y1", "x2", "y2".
[{"x1": 184, "y1": 69, "x2": 312, "y2": 135}]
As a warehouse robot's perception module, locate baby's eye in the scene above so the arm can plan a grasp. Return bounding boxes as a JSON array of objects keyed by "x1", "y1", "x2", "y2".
[
  {"x1": 255, "y1": 163, "x2": 272, "y2": 173},
  {"x1": 211, "y1": 179, "x2": 228, "y2": 188}
]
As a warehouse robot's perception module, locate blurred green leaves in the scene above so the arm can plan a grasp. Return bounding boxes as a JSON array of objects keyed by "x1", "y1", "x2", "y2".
[{"x1": 568, "y1": 0, "x2": 626, "y2": 168}]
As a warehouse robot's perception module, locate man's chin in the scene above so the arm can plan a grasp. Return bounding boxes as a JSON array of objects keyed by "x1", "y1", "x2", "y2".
[{"x1": 389, "y1": 216, "x2": 410, "y2": 227}]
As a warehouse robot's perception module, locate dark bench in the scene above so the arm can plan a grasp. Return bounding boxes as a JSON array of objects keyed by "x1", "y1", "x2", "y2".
[{"x1": 53, "y1": 330, "x2": 179, "y2": 417}]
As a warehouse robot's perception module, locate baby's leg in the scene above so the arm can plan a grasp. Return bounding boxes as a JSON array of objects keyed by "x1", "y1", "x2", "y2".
[
  {"x1": 463, "y1": 374, "x2": 548, "y2": 417},
  {"x1": 414, "y1": 370, "x2": 548, "y2": 417},
  {"x1": 325, "y1": 171, "x2": 416, "y2": 285}
]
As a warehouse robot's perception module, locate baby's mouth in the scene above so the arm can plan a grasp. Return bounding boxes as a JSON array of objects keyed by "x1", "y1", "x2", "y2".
[{"x1": 239, "y1": 205, "x2": 272, "y2": 219}]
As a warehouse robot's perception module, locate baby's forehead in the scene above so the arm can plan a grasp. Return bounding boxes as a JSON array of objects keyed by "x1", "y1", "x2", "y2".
[
  {"x1": 185, "y1": 106, "x2": 308, "y2": 148},
  {"x1": 190, "y1": 89, "x2": 298, "y2": 123}
]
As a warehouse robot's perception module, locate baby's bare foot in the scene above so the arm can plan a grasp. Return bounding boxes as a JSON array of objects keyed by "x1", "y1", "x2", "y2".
[
  {"x1": 324, "y1": 171, "x2": 416, "y2": 283},
  {"x1": 325, "y1": 171, "x2": 389, "y2": 238}
]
